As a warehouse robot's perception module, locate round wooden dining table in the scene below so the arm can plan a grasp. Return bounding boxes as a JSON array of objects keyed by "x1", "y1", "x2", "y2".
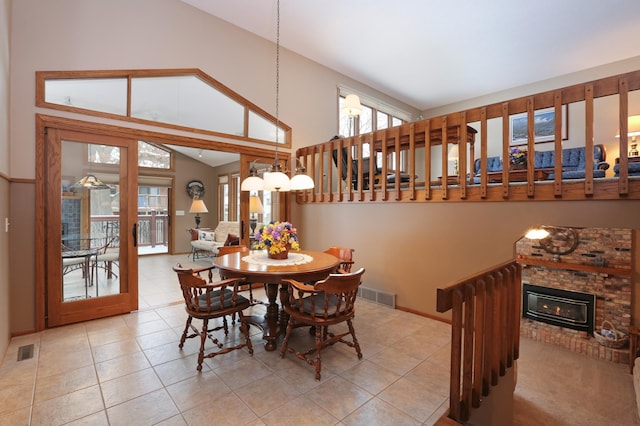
[{"x1": 214, "y1": 250, "x2": 340, "y2": 351}]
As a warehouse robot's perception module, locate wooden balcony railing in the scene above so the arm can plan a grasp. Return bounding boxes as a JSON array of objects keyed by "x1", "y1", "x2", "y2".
[
  {"x1": 295, "y1": 69, "x2": 640, "y2": 203},
  {"x1": 436, "y1": 260, "x2": 521, "y2": 424}
]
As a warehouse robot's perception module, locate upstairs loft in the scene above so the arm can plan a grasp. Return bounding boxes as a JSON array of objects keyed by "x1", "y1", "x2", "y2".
[{"x1": 294, "y1": 69, "x2": 640, "y2": 203}]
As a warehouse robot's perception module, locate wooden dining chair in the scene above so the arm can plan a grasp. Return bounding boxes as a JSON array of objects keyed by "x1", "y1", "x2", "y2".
[
  {"x1": 280, "y1": 267, "x2": 365, "y2": 380},
  {"x1": 173, "y1": 264, "x2": 253, "y2": 371},
  {"x1": 323, "y1": 246, "x2": 355, "y2": 273}
]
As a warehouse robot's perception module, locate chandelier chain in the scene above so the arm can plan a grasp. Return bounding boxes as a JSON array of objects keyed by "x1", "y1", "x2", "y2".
[{"x1": 275, "y1": 0, "x2": 280, "y2": 152}]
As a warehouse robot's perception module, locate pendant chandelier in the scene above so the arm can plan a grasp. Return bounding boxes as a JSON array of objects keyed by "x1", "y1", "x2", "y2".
[{"x1": 240, "y1": 0, "x2": 314, "y2": 192}]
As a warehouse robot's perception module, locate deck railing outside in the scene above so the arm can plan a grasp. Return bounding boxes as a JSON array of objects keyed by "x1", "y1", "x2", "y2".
[
  {"x1": 436, "y1": 260, "x2": 521, "y2": 423},
  {"x1": 90, "y1": 213, "x2": 168, "y2": 249}
]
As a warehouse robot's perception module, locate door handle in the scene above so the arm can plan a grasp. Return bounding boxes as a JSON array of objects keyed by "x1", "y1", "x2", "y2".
[{"x1": 132, "y1": 223, "x2": 138, "y2": 247}]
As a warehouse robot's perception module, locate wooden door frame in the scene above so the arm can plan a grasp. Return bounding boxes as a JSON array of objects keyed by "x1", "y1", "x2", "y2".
[{"x1": 35, "y1": 114, "x2": 287, "y2": 330}]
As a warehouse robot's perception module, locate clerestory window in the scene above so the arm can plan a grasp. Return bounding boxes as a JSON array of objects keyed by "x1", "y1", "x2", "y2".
[{"x1": 37, "y1": 69, "x2": 290, "y2": 148}]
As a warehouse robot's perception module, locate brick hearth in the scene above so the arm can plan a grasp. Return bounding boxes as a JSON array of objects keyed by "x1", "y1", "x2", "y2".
[{"x1": 517, "y1": 227, "x2": 632, "y2": 364}]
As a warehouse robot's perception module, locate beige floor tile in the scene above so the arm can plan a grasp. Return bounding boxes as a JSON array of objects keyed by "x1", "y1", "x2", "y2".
[
  {"x1": 377, "y1": 377, "x2": 444, "y2": 422},
  {"x1": 0, "y1": 382, "x2": 35, "y2": 415},
  {"x1": 366, "y1": 347, "x2": 422, "y2": 377},
  {"x1": 154, "y1": 414, "x2": 188, "y2": 426},
  {"x1": 182, "y1": 392, "x2": 258, "y2": 426},
  {"x1": 95, "y1": 351, "x2": 151, "y2": 383},
  {"x1": 105, "y1": 388, "x2": 179, "y2": 426},
  {"x1": 403, "y1": 359, "x2": 451, "y2": 398},
  {"x1": 342, "y1": 397, "x2": 422, "y2": 426},
  {"x1": 65, "y1": 410, "x2": 110, "y2": 426},
  {"x1": 0, "y1": 406, "x2": 31, "y2": 426},
  {"x1": 37, "y1": 348, "x2": 94, "y2": 379},
  {"x1": 31, "y1": 385, "x2": 104, "y2": 425},
  {"x1": 153, "y1": 354, "x2": 204, "y2": 386},
  {"x1": 213, "y1": 355, "x2": 272, "y2": 391},
  {"x1": 143, "y1": 339, "x2": 198, "y2": 367},
  {"x1": 235, "y1": 373, "x2": 301, "y2": 417},
  {"x1": 136, "y1": 328, "x2": 180, "y2": 350},
  {"x1": 126, "y1": 318, "x2": 172, "y2": 337},
  {"x1": 34, "y1": 364, "x2": 97, "y2": 403},
  {"x1": 91, "y1": 338, "x2": 142, "y2": 364},
  {"x1": 306, "y1": 376, "x2": 373, "y2": 420},
  {"x1": 3, "y1": 254, "x2": 640, "y2": 425},
  {"x1": 260, "y1": 395, "x2": 340, "y2": 426},
  {"x1": 87, "y1": 327, "x2": 136, "y2": 348},
  {"x1": 340, "y1": 360, "x2": 401, "y2": 395},
  {"x1": 165, "y1": 371, "x2": 231, "y2": 412},
  {"x1": 100, "y1": 367, "x2": 163, "y2": 408}
]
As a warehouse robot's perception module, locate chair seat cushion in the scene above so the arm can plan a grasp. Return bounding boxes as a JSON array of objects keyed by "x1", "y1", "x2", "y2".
[
  {"x1": 193, "y1": 288, "x2": 249, "y2": 311},
  {"x1": 300, "y1": 293, "x2": 346, "y2": 316}
]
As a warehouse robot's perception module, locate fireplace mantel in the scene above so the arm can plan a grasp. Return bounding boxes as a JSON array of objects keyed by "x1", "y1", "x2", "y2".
[{"x1": 518, "y1": 257, "x2": 631, "y2": 277}]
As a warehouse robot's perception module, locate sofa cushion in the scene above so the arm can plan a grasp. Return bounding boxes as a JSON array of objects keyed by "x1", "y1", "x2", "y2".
[
  {"x1": 199, "y1": 231, "x2": 215, "y2": 241},
  {"x1": 614, "y1": 161, "x2": 640, "y2": 176},
  {"x1": 224, "y1": 233, "x2": 240, "y2": 246}
]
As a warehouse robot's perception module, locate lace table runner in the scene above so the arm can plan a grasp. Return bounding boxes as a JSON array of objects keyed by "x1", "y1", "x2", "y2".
[{"x1": 242, "y1": 251, "x2": 313, "y2": 266}]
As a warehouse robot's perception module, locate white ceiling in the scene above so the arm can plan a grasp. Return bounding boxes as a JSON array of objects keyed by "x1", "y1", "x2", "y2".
[{"x1": 182, "y1": 0, "x2": 640, "y2": 111}]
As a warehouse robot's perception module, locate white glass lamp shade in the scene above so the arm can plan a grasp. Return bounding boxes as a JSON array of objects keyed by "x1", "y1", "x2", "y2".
[
  {"x1": 241, "y1": 175, "x2": 264, "y2": 191},
  {"x1": 249, "y1": 195, "x2": 264, "y2": 214},
  {"x1": 289, "y1": 173, "x2": 315, "y2": 190},
  {"x1": 189, "y1": 199, "x2": 208, "y2": 214},
  {"x1": 341, "y1": 94, "x2": 362, "y2": 117},
  {"x1": 263, "y1": 171, "x2": 290, "y2": 192}
]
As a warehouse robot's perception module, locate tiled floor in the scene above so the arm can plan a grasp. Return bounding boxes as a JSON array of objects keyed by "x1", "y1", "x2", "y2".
[{"x1": 0, "y1": 254, "x2": 638, "y2": 425}]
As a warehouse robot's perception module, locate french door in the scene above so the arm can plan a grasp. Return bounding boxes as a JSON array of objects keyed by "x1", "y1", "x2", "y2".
[{"x1": 45, "y1": 128, "x2": 138, "y2": 327}]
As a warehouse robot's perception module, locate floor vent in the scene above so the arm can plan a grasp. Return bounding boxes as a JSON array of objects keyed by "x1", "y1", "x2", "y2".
[
  {"x1": 17, "y1": 344, "x2": 34, "y2": 361},
  {"x1": 358, "y1": 286, "x2": 396, "y2": 308}
]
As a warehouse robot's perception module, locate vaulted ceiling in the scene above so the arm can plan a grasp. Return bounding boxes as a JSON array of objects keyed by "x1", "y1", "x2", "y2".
[{"x1": 182, "y1": 0, "x2": 640, "y2": 111}]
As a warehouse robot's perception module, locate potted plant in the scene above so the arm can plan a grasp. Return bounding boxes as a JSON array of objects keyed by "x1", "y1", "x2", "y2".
[{"x1": 509, "y1": 146, "x2": 527, "y2": 170}]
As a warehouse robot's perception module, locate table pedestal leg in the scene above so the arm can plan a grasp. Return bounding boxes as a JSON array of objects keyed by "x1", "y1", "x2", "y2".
[{"x1": 261, "y1": 282, "x2": 281, "y2": 351}]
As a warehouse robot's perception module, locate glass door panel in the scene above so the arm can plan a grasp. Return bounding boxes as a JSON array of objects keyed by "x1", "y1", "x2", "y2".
[{"x1": 47, "y1": 129, "x2": 138, "y2": 326}]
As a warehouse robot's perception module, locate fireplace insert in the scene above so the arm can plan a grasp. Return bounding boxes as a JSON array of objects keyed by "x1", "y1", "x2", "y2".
[{"x1": 522, "y1": 283, "x2": 595, "y2": 334}]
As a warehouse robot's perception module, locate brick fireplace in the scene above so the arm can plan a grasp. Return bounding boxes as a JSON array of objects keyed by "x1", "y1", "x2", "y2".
[{"x1": 517, "y1": 227, "x2": 632, "y2": 364}]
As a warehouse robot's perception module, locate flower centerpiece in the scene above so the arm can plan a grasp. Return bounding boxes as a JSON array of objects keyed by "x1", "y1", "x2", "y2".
[
  {"x1": 509, "y1": 146, "x2": 527, "y2": 169},
  {"x1": 255, "y1": 221, "x2": 300, "y2": 260}
]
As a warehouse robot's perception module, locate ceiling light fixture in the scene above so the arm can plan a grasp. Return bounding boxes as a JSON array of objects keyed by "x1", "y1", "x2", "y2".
[{"x1": 240, "y1": 0, "x2": 314, "y2": 193}]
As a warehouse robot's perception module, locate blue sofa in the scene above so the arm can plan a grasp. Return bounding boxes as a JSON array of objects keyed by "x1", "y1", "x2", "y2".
[
  {"x1": 473, "y1": 144, "x2": 609, "y2": 182},
  {"x1": 613, "y1": 158, "x2": 640, "y2": 176}
]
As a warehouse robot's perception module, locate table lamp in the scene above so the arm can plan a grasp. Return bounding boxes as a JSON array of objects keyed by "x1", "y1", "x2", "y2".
[
  {"x1": 249, "y1": 195, "x2": 264, "y2": 234},
  {"x1": 616, "y1": 115, "x2": 640, "y2": 157},
  {"x1": 189, "y1": 198, "x2": 208, "y2": 229},
  {"x1": 448, "y1": 145, "x2": 459, "y2": 176}
]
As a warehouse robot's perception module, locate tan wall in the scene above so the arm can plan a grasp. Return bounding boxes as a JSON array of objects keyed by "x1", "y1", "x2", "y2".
[
  {"x1": 293, "y1": 200, "x2": 640, "y2": 319},
  {"x1": 0, "y1": 0, "x2": 10, "y2": 357},
  {"x1": 6, "y1": 0, "x2": 640, "y2": 334}
]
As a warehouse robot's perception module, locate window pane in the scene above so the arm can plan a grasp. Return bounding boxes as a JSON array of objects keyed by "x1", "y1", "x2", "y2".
[
  {"x1": 89, "y1": 145, "x2": 120, "y2": 164},
  {"x1": 45, "y1": 78, "x2": 128, "y2": 115},
  {"x1": 359, "y1": 105, "x2": 373, "y2": 135},
  {"x1": 377, "y1": 111, "x2": 389, "y2": 130},
  {"x1": 248, "y1": 111, "x2": 287, "y2": 144},
  {"x1": 138, "y1": 141, "x2": 170, "y2": 169},
  {"x1": 392, "y1": 117, "x2": 403, "y2": 127},
  {"x1": 131, "y1": 76, "x2": 244, "y2": 136}
]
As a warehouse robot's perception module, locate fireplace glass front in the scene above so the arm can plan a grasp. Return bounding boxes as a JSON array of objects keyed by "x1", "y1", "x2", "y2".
[{"x1": 522, "y1": 283, "x2": 595, "y2": 334}]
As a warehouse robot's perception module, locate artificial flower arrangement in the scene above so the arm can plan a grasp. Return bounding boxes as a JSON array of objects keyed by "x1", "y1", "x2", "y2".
[
  {"x1": 255, "y1": 221, "x2": 300, "y2": 256},
  {"x1": 509, "y1": 146, "x2": 527, "y2": 164}
]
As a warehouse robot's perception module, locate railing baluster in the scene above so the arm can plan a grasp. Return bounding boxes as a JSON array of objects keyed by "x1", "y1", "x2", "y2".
[{"x1": 437, "y1": 261, "x2": 521, "y2": 423}]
